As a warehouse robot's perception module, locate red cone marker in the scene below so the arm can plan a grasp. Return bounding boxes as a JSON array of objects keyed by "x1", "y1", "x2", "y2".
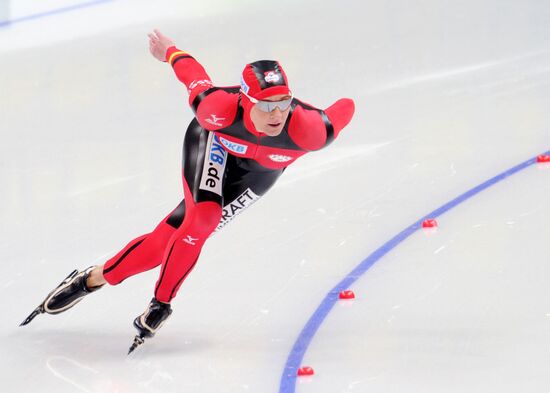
[
  {"x1": 422, "y1": 219, "x2": 438, "y2": 228},
  {"x1": 297, "y1": 366, "x2": 315, "y2": 376},
  {"x1": 537, "y1": 154, "x2": 550, "y2": 163},
  {"x1": 339, "y1": 290, "x2": 355, "y2": 300}
]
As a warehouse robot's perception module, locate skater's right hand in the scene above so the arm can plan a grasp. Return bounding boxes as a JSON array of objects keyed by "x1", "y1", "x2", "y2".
[{"x1": 148, "y1": 29, "x2": 175, "y2": 62}]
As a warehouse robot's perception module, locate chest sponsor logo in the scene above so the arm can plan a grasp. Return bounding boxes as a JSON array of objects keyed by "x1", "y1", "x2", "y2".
[
  {"x1": 205, "y1": 114, "x2": 225, "y2": 127},
  {"x1": 216, "y1": 188, "x2": 260, "y2": 231},
  {"x1": 199, "y1": 134, "x2": 227, "y2": 196},
  {"x1": 268, "y1": 154, "x2": 293, "y2": 163},
  {"x1": 264, "y1": 71, "x2": 280, "y2": 84},
  {"x1": 219, "y1": 136, "x2": 248, "y2": 154}
]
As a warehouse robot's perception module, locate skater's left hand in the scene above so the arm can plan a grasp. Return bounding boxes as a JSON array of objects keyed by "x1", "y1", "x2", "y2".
[{"x1": 148, "y1": 29, "x2": 175, "y2": 62}]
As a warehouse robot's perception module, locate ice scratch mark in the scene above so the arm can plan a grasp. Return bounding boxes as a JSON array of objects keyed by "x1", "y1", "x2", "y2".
[
  {"x1": 518, "y1": 207, "x2": 541, "y2": 217},
  {"x1": 46, "y1": 356, "x2": 99, "y2": 393},
  {"x1": 365, "y1": 50, "x2": 550, "y2": 94},
  {"x1": 3, "y1": 280, "x2": 14, "y2": 288},
  {"x1": 450, "y1": 163, "x2": 457, "y2": 176},
  {"x1": 220, "y1": 260, "x2": 305, "y2": 342},
  {"x1": 276, "y1": 143, "x2": 394, "y2": 188}
]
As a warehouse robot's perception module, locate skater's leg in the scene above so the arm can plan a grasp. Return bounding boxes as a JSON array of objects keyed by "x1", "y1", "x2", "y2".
[
  {"x1": 151, "y1": 123, "x2": 226, "y2": 303},
  {"x1": 130, "y1": 182, "x2": 221, "y2": 350},
  {"x1": 129, "y1": 123, "x2": 284, "y2": 350},
  {"x1": 21, "y1": 172, "x2": 189, "y2": 326},
  {"x1": 153, "y1": 159, "x2": 285, "y2": 303},
  {"x1": 130, "y1": 124, "x2": 224, "y2": 349},
  {"x1": 102, "y1": 200, "x2": 186, "y2": 285},
  {"x1": 154, "y1": 181, "x2": 222, "y2": 303}
]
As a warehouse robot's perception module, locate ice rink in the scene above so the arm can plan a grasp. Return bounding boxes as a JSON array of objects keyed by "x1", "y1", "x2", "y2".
[{"x1": 1, "y1": 1, "x2": 550, "y2": 392}]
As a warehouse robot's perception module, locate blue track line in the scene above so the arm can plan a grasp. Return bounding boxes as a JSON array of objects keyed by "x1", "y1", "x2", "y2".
[
  {"x1": 279, "y1": 149, "x2": 550, "y2": 393},
  {"x1": 0, "y1": 0, "x2": 114, "y2": 28}
]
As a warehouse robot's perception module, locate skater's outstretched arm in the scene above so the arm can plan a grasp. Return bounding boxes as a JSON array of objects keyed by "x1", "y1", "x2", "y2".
[
  {"x1": 148, "y1": 29, "x2": 214, "y2": 104},
  {"x1": 147, "y1": 29, "x2": 238, "y2": 130}
]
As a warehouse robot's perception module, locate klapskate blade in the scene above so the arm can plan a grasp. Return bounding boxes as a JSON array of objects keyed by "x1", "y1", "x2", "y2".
[
  {"x1": 128, "y1": 335, "x2": 145, "y2": 355},
  {"x1": 19, "y1": 269, "x2": 79, "y2": 327},
  {"x1": 20, "y1": 306, "x2": 43, "y2": 326}
]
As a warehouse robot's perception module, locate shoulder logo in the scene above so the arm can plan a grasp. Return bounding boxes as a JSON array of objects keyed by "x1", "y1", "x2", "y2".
[
  {"x1": 264, "y1": 71, "x2": 280, "y2": 84},
  {"x1": 240, "y1": 76, "x2": 250, "y2": 93},
  {"x1": 188, "y1": 79, "x2": 212, "y2": 93},
  {"x1": 205, "y1": 114, "x2": 225, "y2": 127},
  {"x1": 269, "y1": 154, "x2": 293, "y2": 163}
]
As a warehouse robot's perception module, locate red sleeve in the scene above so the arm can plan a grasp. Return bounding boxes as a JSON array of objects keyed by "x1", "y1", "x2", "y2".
[
  {"x1": 288, "y1": 98, "x2": 355, "y2": 151},
  {"x1": 165, "y1": 46, "x2": 214, "y2": 105},
  {"x1": 324, "y1": 98, "x2": 355, "y2": 139}
]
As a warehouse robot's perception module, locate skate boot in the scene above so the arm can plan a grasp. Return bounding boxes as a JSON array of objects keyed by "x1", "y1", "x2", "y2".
[
  {"x1": 20, "y1": 266, "x2": 104, "y2": 326},
  {"x1": 128, "y1": 298, "x2": 172, "y2": 354}
]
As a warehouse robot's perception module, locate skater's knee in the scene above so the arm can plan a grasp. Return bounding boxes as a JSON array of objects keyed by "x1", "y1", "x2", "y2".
[{"x1": 183, "y1": 201, "x2": 222, "y2": 236}]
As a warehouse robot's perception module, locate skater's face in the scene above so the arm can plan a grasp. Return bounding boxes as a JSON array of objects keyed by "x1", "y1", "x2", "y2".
[{"x1": 249, "y1": 94, "x2": 292, "y2": 136}]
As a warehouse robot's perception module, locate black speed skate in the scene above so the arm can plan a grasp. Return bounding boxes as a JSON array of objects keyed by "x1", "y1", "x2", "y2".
[
  {"x1": 20, "y1": 266, "x2": 104, "y2": 326},
  {"x1": 128, "y1": 298, "x2": 172, "y2": 354}
]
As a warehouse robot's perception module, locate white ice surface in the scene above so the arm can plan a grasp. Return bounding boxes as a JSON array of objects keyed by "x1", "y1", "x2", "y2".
[{"x1": 1, "y1": 1, "x2": 550, "y2": 392}]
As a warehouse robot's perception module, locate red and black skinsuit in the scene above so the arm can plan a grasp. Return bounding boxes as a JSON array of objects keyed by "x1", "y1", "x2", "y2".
[{"x1": 102, "y1": 47, "x2": 355, "y2": 303}]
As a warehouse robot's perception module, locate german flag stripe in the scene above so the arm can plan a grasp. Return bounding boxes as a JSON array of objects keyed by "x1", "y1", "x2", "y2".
[{"x1": 168, "y1": 51, "x2": 191, "y2": 65}]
